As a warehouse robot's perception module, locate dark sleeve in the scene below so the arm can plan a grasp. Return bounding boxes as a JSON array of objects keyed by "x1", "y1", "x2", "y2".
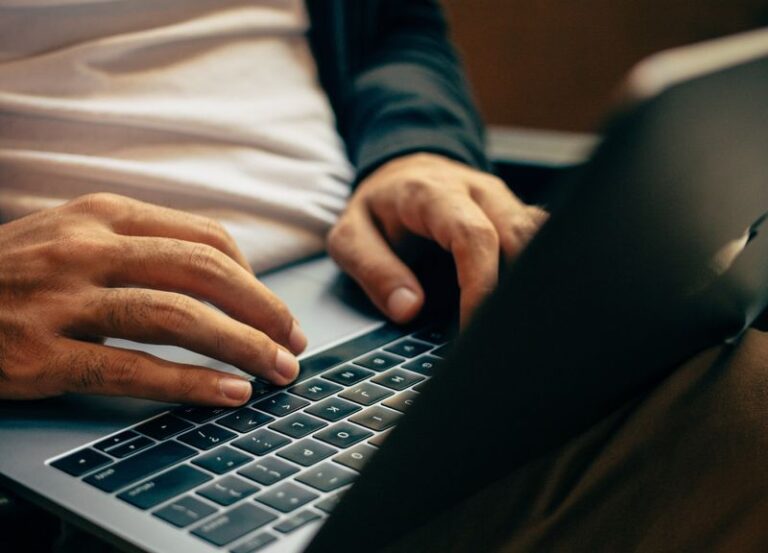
[{"x1": 342, "y1": 0, "x2": 491, "y2": 183}]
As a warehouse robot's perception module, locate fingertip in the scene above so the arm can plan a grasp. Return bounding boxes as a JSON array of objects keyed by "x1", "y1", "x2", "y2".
[
  {"x1": 273, "y1": 348, "x2": 300, "y2": 384},
  {"x1": 288, "y1": 320, "x2": 307, "y2": 354},
  {"x1": 218, "y1": 376, "x2": 252, "y2": 405},
  {"x1": 386, "y1": 286, "x2": 422, "y2": 323}
]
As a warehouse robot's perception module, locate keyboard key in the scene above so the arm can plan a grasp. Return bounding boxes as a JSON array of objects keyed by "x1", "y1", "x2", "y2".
[
  {"x1": 368, "y1": 429, "x2": 392, "y2": 447},
  {"x1": 354, "y1": 351, "x2": 403, "y2": 371},
  {"x1": 51, "y1": 448, "x2": 111, "y2": 477},
  {"x1": 289, "y1": 379, "x2": 342, "y2": 401},
  {"x1": 305, "y1": 397, "x2": 361, "y2": 422},
  {"x1": 371, "y1": 368, "x2": 424, "y2": 391},
  {"x1": 153, "y1": 495, "x2": 217, "y2": 528},
  {"x1": 315, "y1": 493, "x2": 342, "y2": 514},
  {"x1": 84, "y1": 441, "x2": 196, "y2": 492},
  {"x1": 314, "y1": 422, "x2": 372, "y2": 449},
  {"x1": 277, "y1": 439, "x2": 336, "y2": 467},
  {"x1": 413, "y1": 327, "x2": 450, "y2": 345},
  {"x1": 382, "y1": 390, "x2": 420, "y2": 413},
  {"x1": 178, "y1": 424, "x2": 236, "y2": 450},
  {"x1": 94, "y1": 431, "x2": 138, "y2": 453},
  {"x1": 413, "y1": 381, "x2": 427, "y2": 392},
  {"x1": 118, "y1": 465, "x2": 211, "y2": 510},
  {"x1": 230, "y1": 532, "x2": 277, "y2": 553},
  {"x1": 322, "y1": 365, "x2": 374, "y2": 386},
  {"x1": 238, "y1": 456, "x2": 298, "y2": 486},
  {"x1": 136, "y1": 414, "x2": 192, "y2": 441},
  {"x1": 217, "y1": 408, "x2": 274, "y2": 434},
  {"x1": 349, "y1": 405, "x2": 401, "y2": 431},
  {"x1": 249, "y1": 380, "x2": 278, "y2": 400},
  {"x1": 197, "y1": 475, "x2": 259, "y2": 506},
  {"x1": 402, "y1": 354, "x2": 442, "y2": 376},
  {"x1": 174, "y1": 406, "x2": 228, "y2": 424},
  {"x1": 253, "y1": 393, "x2": 309, "y2": 417},
  {"x1": 192, "y1": 503, "x2": 276, "y2": 547},
  {"x1": 431, "y1": 344, "x2": 452, "y2": 358},
  {"x1": 109, "y1": 436, "x2": 154, "y2": 459},
  {"x1": 297, "y1": 325, "x2": 404, "y2": 380},
  {"x1": 256, "y1": 482, "x2": 318, "y2": 513},
  {"x1": 273, "y1": 509, "x2": 321, "y2": 533},
  {"x1": 339, "y1": 382, "x2": 393, "y2": 406},
  {"x1": 296, "y1": 462, "x2": 357, "y2": 492},
  {"x1": 232, "y1": 429, "x2": 290, "y2": 456},
  {"x1": 193, "y1": 447, "x2": 252, "y2": 475},
  {"x1": 269, "y1": 413, "x2": 327, "y2": 439},
  {"x1": 333, "y1": 443, "x2": 377, "y2": 472},
  {"x1": 383, "y1": 339, "x2": 431, "y2": 358}
]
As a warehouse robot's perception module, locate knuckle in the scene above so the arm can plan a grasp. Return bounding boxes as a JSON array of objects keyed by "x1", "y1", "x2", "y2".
[
  {"x1": 484, "y1": 174, "x2": 508, "y2": 191},
  {"x1": 471, "y1": 175, "x2": 508, "y2": 201},
  {"x1": 529, "y1": 206, "x2": 550, "y2": 225},
  {"x1": 46, "y1": 228, "x2": 117, "y2": 266},
  {"x1": 172, "y1": 368, "x2": 200, "y2": 402},
  {"x1": 326, "y1": 220, "x2": 355, "y2": 260},
  {"x1": 203, "y1": 217, "x2": 230, "y2": 245},
  {"x1": 454, "y1": 218, "x2": 498, "y2": 249},
  {"x1": 60, "y1": 350, "x2": 107, "y2": 392},
  {"x1": 187, "y1": 243, "x2": 226, "y2": 278},
  {"x1": 238, "y1": 328, "x2": 271, "y2": 364},
  {"x1": 403, "y1": 178, "x2": 436, "y2": 201},
  {"x1": 255, "y1": 293, "x2": 293, "y2": 339},
  {"x1": 68, "y1": 193, "x2": 124, "y2": 216},
  {"x1": 109, "y1": 354, "x2": 141, "y2": 388},
  {"x1": 100, "y1": 289, "x2": 146, "y2": 330},
  {"x1": 509, "y1": 213, "x2": 541, "y2": 244},
  {"x1": 154, "y1": 294, "x2": 197, "y2": 334}
]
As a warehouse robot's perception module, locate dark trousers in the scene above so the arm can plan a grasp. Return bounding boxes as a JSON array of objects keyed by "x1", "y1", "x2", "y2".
[{"x1": 382, "y1": 329, "x2": 768, "y2": 552}]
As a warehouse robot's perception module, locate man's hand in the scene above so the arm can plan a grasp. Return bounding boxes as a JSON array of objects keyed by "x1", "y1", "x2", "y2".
[
  {"x1": 328, "y1": 153, "x2": 548, "y2": 325},
  {"x1": 0, "y1": 193, "x2": 307, "y2": 405}
]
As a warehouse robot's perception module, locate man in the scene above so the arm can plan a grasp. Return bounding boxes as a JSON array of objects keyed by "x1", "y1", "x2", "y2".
[{"x1": 0, "y1": 0, "x2": 546, "y2": 407}]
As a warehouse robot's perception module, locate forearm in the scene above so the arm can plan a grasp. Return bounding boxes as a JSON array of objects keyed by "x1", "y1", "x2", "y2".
[{"x1": 342, "y1": 0, "x2": 489, "y2": 183}]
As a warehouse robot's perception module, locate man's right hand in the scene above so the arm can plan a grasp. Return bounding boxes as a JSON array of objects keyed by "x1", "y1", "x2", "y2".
[{"x1": 0, "y1": 193, "x2": 306, "y2": 406}]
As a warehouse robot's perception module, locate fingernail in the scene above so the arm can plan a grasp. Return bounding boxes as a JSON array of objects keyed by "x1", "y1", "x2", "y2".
[
  {"x1": 219, "y1": 377, "x2": 252, "y2": 403},
  {"x1": 289, "y1": 320, "x2": 307, "y2": 354},
  {"x1": 387, "y1": 287, "x2": 419, "y2": 322},
  {"x1": 275, "y1": 348, "x2": 300, "y2": 380}
]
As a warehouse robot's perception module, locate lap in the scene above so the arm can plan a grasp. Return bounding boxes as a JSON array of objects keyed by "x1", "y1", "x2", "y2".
[{"x1": 385, "y1": 329, "x2": 768, "y2": 552}]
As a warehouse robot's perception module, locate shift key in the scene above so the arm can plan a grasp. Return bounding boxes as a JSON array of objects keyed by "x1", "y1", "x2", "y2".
[
  {"x1": 84, "y1": 441, "x2": 195, "y2": 493},
  {"x1": 192, "y1": 503, "x2": 276, "y2": 546},
  {"x1": 117, "y1": 465, "x2": 211, "y2": 510}
]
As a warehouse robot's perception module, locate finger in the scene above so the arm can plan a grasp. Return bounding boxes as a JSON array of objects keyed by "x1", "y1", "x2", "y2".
[
  {"x1": 75, "y1": 288, "x2": 299, "y2": 385},
  {"x1": 327, "y1": 207, "x2": 425, "y2": 323},
  {"x1": 471, "y1": 184, "x2": 548, "y2": 260},
  {"x1": 70, "y1": 193, "x2": 252, "y2": 273},
  {"x1": 51, "y1": 339, "x2": 256, "y2": 406},
  {"x1": 104, "y1": 236, "x2": 307, "y2": 354},
  {"x1": 397, "y1": 191, "x2": 499, "y2": 325}
]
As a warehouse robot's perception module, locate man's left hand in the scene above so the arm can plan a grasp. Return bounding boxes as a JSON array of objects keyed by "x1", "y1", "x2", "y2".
[{"x1": 327, "y1": 153, "x2": 548, "y2": 326}]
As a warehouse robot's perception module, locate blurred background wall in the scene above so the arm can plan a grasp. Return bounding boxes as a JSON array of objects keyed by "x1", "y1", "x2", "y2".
[{"x1": 442, "y1": 0, "x2": 768, "y2": 131}]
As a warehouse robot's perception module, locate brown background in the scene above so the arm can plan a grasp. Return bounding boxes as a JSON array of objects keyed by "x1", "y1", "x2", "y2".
[{"x1": 442, "y1": 1, "x2": 768, "y2": 131}]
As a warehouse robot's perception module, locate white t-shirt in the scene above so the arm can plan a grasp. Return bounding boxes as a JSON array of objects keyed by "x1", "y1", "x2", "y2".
[{"x1": 0, "y1": 0, "x2": 354, "y2": 272}]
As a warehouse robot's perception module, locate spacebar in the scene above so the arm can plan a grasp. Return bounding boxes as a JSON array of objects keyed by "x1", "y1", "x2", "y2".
[{"x1": 84, "y1": 441, "x2": 196, "y2": 493}]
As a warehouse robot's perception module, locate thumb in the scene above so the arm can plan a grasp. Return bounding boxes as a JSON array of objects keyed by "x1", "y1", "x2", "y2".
[{"x1": 328, "y1": 209, "x2": 424, "y2": 323}]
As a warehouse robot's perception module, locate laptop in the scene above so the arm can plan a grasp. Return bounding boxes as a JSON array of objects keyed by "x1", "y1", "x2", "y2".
[{"x1": 2, "y1": 29, "x2": 768, "y2": 553}]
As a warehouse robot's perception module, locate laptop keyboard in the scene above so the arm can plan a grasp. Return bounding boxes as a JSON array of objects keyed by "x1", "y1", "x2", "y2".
[{"x1": 48, "y1": 324, "x2": 449, "y2": 551}]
